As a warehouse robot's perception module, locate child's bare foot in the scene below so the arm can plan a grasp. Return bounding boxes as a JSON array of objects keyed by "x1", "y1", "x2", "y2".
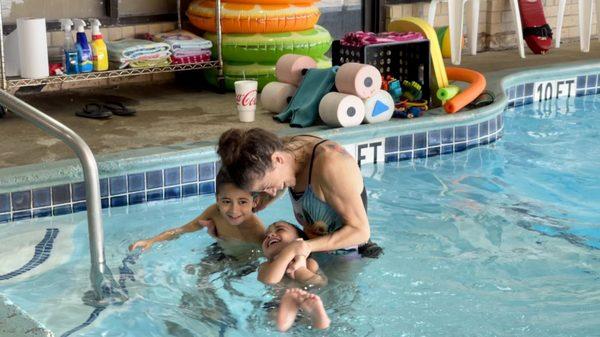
[
  {"x1": 277, "y1": 288, "x2": 304, "y2": 332},
  {"x1": 299, "y1": 292, "x2": 330, "y2": 330}
]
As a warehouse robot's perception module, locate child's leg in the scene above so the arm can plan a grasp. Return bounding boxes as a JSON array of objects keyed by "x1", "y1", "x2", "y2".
[
  {"x1": 277, "y1": 288, "x2": 303, "y2": 332},
  {"x1": 298, "y1": 292, "x2": 330, "y2": 330}
]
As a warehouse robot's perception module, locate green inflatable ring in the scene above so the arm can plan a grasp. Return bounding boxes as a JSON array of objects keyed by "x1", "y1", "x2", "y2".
[
  {"x1": 204, "y1": 25, "x2": 332, "y2": 63},
  {"x1": 205, "y1": 57, "x2": 332, "y2": 91}
]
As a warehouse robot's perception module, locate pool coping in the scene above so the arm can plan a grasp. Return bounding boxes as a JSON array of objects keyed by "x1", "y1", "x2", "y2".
[{"x1": 0, "y1": 59, "x2": 599, "y2": 217}]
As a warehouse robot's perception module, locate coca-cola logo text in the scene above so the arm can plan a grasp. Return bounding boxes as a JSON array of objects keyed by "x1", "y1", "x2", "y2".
[{"x1": 236, "y1": 90, "x2": 257, "y2": 107}]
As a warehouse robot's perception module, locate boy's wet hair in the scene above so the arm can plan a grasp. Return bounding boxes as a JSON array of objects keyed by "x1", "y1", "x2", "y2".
[
  {"x1": 274, "y1": 220, "x2": 308, "y2": 240},
  {"x1": 216, "y1": 168, "x2": 250, "y2": 196}
]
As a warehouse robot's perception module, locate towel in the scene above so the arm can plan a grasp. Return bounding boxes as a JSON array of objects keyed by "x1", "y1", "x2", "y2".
[
  {"x1": 107, "y1": 39, "x2": 171, "y2": 63},
  {"x1": 341, "y1": 31, "x2": 423, "y2": 47},
  {"x1": 152, "y1": 30, "x2": 212, "y2": 57}
]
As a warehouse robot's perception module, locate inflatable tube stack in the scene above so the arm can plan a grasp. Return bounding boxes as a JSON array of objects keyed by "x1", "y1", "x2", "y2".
[{"x1": 188, "y1": 0, "x2": 333, "y2": 91}]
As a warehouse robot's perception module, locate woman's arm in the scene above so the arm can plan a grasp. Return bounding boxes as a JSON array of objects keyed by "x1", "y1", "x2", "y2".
[
  {"x1": 129, "y1": 204, "x2": 218, "y2": 251},
  {"x1": 257, "y1": 240, "x2": 306, "y2": 284},
  {"x1": 308, "y1": 152, "x2": 370, "y2": 252}
]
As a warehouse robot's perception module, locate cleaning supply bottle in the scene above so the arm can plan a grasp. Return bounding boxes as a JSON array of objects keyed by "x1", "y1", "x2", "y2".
[
  {"x1": 59, "y1": 18, "x2": 79, "y2": 74},
  {"x1": 72, "y1": 19, "x2": 93, "y2": 73},
  {"x1": 89, "y1": 18, "x2": 108, "y2": 71}
]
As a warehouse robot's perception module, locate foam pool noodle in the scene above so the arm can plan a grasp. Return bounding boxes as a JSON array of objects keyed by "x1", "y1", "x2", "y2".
[{"x1": 436, "y1": 85, "x2": 461, "y2": 102}]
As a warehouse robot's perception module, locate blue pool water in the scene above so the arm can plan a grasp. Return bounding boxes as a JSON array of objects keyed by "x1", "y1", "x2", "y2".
[{"x1": 1, "y1": 95, "x2": 599, "y2": 336}]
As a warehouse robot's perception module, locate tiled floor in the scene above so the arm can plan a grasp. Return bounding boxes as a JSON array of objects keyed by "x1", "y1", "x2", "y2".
[{"x1": 1, "y1": 39, "x2": 599, "y2": 169}]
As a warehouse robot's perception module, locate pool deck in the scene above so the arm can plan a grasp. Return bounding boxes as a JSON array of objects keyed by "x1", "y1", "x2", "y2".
[{"x1": 1, "y1": 39, "x2": 599, "y2": 169}]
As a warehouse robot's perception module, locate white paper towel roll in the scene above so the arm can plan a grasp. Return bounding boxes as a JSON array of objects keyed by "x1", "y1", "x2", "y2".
[
  {"x1": 363, "y1": 90, "x2": 395, "y2": 124},
  {"x1": 319, "y1": 92, "x2": 365, "y2": 128},
  {"x1": 17, "y1": 18, "x2": 49, "y2": 79},
  {"x1": 261, "y1": 81, "x2": 297, "y2": 113}
]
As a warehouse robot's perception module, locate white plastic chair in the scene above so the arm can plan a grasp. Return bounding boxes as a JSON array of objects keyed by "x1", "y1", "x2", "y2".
[
  {"x1": 428, "y1": 0, "x2": 525, "y2": 63},
  {"x1": 556, "y1": 0, "x2": 599, "y2": 52}
]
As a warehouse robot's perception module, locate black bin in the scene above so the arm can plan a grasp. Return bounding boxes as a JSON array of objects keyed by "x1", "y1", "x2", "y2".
[{"x1": 331, "y1": 39, "x2": 431, "y2": 102}]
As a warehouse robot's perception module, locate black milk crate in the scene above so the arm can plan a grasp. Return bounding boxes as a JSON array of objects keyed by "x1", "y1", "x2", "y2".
[{"x1": 331, "y1": 39, "x2": 431, "y2": 102}]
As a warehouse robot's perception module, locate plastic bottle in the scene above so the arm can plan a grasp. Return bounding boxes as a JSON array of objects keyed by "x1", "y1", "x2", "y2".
[
  {"x1": 89, "y1": 18, "x2": 108, "y2": 71},
  {"x1": 59, "y1": 18, "x2": 79, "y2": 74},
  {"x1": 72, "y1": 19, "x2": 93, "y2": 73}
]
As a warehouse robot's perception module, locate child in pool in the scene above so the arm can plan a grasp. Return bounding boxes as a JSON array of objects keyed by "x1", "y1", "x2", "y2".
[
  {"x1": 258, "y1": 220, "x2": 330, "y2": 332},
  {"x1": 129, "y1": 169, "x2": 265, "y2": 252}
]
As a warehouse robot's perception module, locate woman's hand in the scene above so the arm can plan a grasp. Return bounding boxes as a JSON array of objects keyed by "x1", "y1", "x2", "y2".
[
  {"x1": 128, "y1": 239, "x2": 153, "y2": 252},
  {"x1": 283, "y1": 239, "x2": 312, "y2": 275},
  {"x1": 198, "y1": 219, "x2": 218, "y2": 238},
  {"x1": 286, "y1": 254, "x2": 307, "y2": 279}
]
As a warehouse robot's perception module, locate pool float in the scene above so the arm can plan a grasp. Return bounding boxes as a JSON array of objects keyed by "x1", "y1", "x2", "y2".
[
  {"x1": 388, "y1": 17, "x2": 449, "y2": 104},
  {"x1": 443, "y1": 67, "x2": 486, "y2": 114},
  {"x1": 518, "y1": 0, "x2": 552, "y2": 54},
  {"x1": 187, "y1": 0, "x2": 320, "y2": 33},
  {"x1": 203, "y1": 25, "x2": 332, "y2": 63},
  {"x1": 205, "y1": 57, "x2": 331, "y2": 91}
]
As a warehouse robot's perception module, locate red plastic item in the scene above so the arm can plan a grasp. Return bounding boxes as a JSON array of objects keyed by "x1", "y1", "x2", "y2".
[{"x1": 518, "y1": 0, "x2": 552, "y2": 54}]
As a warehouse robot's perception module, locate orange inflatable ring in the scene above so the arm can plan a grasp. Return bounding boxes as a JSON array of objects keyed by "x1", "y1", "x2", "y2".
[
  {"x1": 187, "y1": 0, "x2": 321, "y2": 33},
  {"x1": 444, "y1": 67, "x2": 486, "y2": 114}
]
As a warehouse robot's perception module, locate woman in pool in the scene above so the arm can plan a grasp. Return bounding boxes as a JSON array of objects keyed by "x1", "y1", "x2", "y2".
[{"x1": 217, "y1": 128, "x2": 382, "y2": 264}]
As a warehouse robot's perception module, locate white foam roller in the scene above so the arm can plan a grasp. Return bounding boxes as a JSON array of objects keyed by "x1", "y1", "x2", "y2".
[
  {"x1": 335, "y1": 63, "x2": 382, "y2": 99},
  {"x1": 275, "y1": 54, "x2": 317, "y2": 86},
  {"x1": 261, "y1": 81, "x2": 297, "y2": 113},
  {"x1": 319, "y1": 92, "x2": 365, "y2": 128},
  {"x1": 363, "y1": 90, "x2": 395, "y2": 124}
]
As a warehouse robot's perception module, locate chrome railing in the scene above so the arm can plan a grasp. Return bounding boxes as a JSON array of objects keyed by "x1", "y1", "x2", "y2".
[{"x1": 0, "y1": 90, "x2": 125, "y2": 304}]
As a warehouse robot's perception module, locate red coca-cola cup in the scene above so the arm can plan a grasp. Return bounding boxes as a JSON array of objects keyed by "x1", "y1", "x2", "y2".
[{"x1": 234, "y1": 80, "x2": 258, "y2": 122}]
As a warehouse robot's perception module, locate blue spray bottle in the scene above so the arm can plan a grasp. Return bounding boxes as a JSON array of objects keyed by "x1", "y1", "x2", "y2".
[
  {"x1": 73, "y1": 19, "x2": 93, "y2": 73},
  {"x1": 59, "y1": 19, "x2": 79, "y2": 74}
]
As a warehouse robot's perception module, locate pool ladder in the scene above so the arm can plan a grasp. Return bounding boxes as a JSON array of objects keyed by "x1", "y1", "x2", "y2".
[{"x1": 0, "y1": 90, "x2": 127, "y2": 305}]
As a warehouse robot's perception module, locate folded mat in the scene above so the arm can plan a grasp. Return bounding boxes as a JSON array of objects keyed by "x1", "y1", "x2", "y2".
[
  {"x1": 274, "y1": 67, "x2": 338, "y2": 128},
  {"x1": 107, "y1": 39, "x2": 171, "y2": 63},
  {"x1": 111, "y1": 57, "x2": 172, "y2": 69},
  {"x1": 153, "y1": 30, "x2": 213, "y2": 50}
]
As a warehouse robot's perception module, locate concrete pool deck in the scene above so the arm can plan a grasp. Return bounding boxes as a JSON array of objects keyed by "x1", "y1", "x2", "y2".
[{"x1": 1, "y1": 39, "x2": 599, "y2": 169}]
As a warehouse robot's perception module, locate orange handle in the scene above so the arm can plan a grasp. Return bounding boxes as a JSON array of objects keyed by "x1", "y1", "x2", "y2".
[{"x1": 443, "y1": 67, "x2": 486, "y2": 113}]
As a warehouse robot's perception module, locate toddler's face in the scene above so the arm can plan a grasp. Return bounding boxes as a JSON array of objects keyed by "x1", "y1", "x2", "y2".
[
  {"x1": 216, "y1": 183, "x2": 256, "y2": 226},
  {"x1": 262, "y1": 221, "x2": 299, "y2": 258}
]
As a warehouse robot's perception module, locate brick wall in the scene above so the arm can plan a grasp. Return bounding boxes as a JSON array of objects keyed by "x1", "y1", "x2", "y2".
[{"x1": 386, "y1": 0, "x2": 591, "y2": 51}]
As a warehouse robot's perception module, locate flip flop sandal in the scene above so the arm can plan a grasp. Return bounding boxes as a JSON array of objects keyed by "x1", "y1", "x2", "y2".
[
  {"x1": 76, "y1": 103, "x2": 113, "y2": 119},
  {"x1": 103, "y1": 101, "x2": 136, "y2": 116},
  {"x1": 467, "y1": 91, "x2": 496, "y2": 109}
]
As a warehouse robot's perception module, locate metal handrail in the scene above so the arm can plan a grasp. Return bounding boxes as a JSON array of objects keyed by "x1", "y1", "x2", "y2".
[{"x1": 0, "y1": 90, "x2": 123, "y2": 304}]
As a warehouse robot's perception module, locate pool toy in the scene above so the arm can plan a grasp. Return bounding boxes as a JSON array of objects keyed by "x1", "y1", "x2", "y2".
[
  {"x1": 387, "y1": 79, "x2": 402, "y2": 102},
  {"x1": 335, "y1": 63, "x2": 382, "y2": 99},
  {"x1": 387, "y1": 17, "x2": 449, "y2": 101},
  {"x1": 436, "y1": 85, "x2": 461, "y2": 102},
  {"x1": 275, "y1": 66, "x2": 338, "y2": 127},
  {"x1": 203, "y1": 26, "x2": 332, "y2": 63},
  {"x1": 187, "y1": 1, "x2": 320, "y2": 33},
  {"x1": 204, "y1": 57, "x2": 331, "y2": 91},
  {"x1": 401, "y1": 80, "x2": 423, "y2": 101},
  {"x1": 518, "y1": 0, "x2": 552, "y2": 54},
  {"x1": 276, "y1": 54, "x2": 317, "y2": 85},
  {"x1": 435, "y1": 26, "x2": 464, "y2": 58},
  {"x1": 444, "y1": 67, "x2": 486, "y2": 114},
  {"x1": 319, "y1": 92, "x2": 365, "y2": 127},
  {"x1": 394, "y1": 99, "x2": 428, "y2": 119},
  {"x1": 260, "y1": 82, "x2": 297, "y2": 113},
  {"x1": 362, "y1": 90, "x2": 394, "y2": 124}
]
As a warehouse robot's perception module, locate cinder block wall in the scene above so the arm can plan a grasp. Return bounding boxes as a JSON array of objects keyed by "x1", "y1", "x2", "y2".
[{"x1": 386, "y1": 0, "x2": 590, "y2": 51}]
